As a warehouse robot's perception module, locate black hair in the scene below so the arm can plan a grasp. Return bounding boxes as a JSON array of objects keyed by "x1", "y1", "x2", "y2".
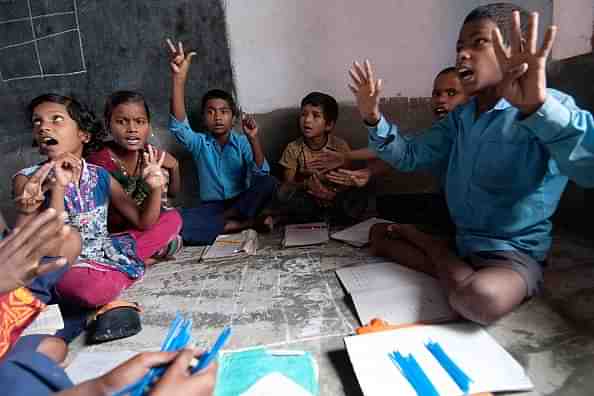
[
  {"x1": 104, "y1": 90, "x2": 151, "y2": 127},
  {"x1": 28, "y1": 93, "x2": 105, "y2": 155},
  {"x1": 463, "y1": 4, "x2": 527, "y2": 45},
  {"x1": 201, "y1": 89, "x2": 237, "y2": 116},
  {"x1": 435, "y1": 66, "x2": 458, "y2": 79},
  {"x1": 300, "y1": 92, "x2": 339, "y2": 125}
]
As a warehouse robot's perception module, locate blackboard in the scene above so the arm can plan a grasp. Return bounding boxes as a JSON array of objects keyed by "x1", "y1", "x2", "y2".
[{"x1": 0, "y1": 0, "x2": 236, "y2": 222}]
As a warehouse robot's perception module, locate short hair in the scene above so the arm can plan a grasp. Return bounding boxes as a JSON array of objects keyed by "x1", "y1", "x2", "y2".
[
  {"x1": 300, "y1": 92, "x2": 339, "y2": 124},
  {"x1": 201, "y1": 89, "x2": 237, "y2": 116},
  {"x1": 104, "y1": 90, "x2": 151, "y2": 126},
  {"x1": 28, "y1": 93, "x2": 105, "y2": 155},
  {"x1": 463, "y1": 4, "x2": 528, "y2": 45},
  {"x1": 435, "y1": 66, "x2": 458, "y2": 79}
]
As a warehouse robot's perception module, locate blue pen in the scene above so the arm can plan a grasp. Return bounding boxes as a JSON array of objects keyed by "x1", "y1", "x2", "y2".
[{"x1": 191, "y1": 326, "x2": 232, "y2": 374}]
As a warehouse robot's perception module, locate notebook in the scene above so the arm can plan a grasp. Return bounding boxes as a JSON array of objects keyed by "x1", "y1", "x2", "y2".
[
  {"x1": 344, "y1": 322, "x2": 533, "y2": 396},
  {"x1": 202, "y1": 229, "x2": 258, "y2": 260},
  {"x1": 21, "y1": 304, "x2": 64, "y2": 336},
  {"x1": 215, "y1": 348, "x2": 319, "y2": 396},
  {"x1": 282, "y1": 222, "x2": 329, "y2": 248},
  {"x1": 330, "y1": 217, "x2": 392, "y2": 247},
  {"x1": 336, "y1": 262, "x2": 455, "y2": 325}
]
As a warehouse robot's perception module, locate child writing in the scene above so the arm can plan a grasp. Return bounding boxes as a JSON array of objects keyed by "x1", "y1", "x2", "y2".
[
  {"x1": 13, "y1": 94, "x2": 166, "y2": 340},
  {"x1": 86, "y1": 91, "x2": 183, "y2": 261},
  {"x1": 166, "y1": 39, "x2": 276, "y2": 245},
  {"x1": 348, "y1": 7, "x2": 594, "y2": 325},
  {"x1": 275, "y1": 91, "x2": 368, "y2": 223}
]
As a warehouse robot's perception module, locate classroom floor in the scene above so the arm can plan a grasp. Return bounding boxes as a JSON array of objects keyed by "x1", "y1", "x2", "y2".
[{"x1": 68, "y1": 224, "x2": 594, "y2": 395}]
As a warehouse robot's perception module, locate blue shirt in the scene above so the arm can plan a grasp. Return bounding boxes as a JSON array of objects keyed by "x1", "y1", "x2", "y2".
[
  {"x1": 169, "y1": 116, "x2": 270, "y2": 201},
  {"x1": 369, "y1": 89, "x2": 594, "y2": 261}
]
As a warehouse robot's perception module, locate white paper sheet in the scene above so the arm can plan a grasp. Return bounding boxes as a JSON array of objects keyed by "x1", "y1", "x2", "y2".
[
  {"x1": 240, "y1": 373, "x2": 313, "y2": 396},
  {"x1": 21, "y1": 304, "x2": 64, "y2": 336},
  {"x1": 283, "y1": 222, "x2": 328, "y2": 247},
  {"x1": 330, "y1": 217, "x2": 392, "y2": 247},
  {"x1": 65, "y1": 351, "x2": 139, "y2": 384},
  {"x1": 336, "y1": 262, "x2": 455, "y2": 325},
  {"x1": 344, "y1": 322, "x2": 533, "y2": 396}
]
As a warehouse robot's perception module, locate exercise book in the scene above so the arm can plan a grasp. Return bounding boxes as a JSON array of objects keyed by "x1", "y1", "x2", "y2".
[
  {"x1": 283, "y1": 222, "x2": 329, "y2": 248},
  {"x1": 336, "y1": 262, "x2": 455, "y2": 325},
  {"x1": 344, "y1": 322, "x2": 533, "y2": 396}
]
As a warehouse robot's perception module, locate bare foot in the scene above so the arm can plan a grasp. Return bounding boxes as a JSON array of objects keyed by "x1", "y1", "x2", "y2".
[{"x1": 388, "y1": 224, "x2": 450, "y2": 261}]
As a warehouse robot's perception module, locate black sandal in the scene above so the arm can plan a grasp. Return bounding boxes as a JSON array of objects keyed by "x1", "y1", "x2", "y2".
[{"x1": 87, "y1": 301, "x2": 142, "y2": 344}]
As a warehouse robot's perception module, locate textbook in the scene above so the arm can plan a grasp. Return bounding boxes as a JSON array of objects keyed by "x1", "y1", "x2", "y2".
[
  {"x1": 336, "y1": 262, "x2": 455, "y2": 326},
  {"x1": 344, "y1": 322, "x2": 533, "y2": 396},
  {"x1": 202, "y1": 229, "x2": 258, "y2": 260},
  {"x1": 330, "y1": 217, "x2": 392, "y2": 247},
  {"x1": 282, "y1": 222, "x2": 329, "y2": 248}
]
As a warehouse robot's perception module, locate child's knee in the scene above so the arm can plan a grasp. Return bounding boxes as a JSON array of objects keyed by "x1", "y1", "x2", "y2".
[
  {"x1": 56, "y1": 269, "x2": 131, "y2": 308},
  {"x1": 160, "y1": 209, "x2": 183, "y2": 235},
  {"x1": 449, "y1": 278, "x2": 517, "y2": 325}
]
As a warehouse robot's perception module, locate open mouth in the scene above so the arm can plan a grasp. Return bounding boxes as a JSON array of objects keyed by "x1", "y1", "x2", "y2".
[
  {"x1": 40, "y1": 136, "x2": 59, "y2": 146},
  {"x1": 457, "y1": 67, "x2": 474, "y2": 82},
  {"x1": 434, "y1": 107, "x2": 448, "y2": 118},
  {"x1": 125, "y1": 136, "x2": 142, "y2": 145}
]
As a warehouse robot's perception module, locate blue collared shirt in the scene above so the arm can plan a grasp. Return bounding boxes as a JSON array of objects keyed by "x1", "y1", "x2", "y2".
[
  {"x1": 369, "y1": 89, "x2": 594, "y2": 261},
  {"x1": 169, "y1": 116, "x2": 270, "y2": 202}
]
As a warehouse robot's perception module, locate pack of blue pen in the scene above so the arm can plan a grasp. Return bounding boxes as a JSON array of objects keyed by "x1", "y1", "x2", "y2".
[{"x1": 112, "y1": 312, "x2": 231, "y2": 396}]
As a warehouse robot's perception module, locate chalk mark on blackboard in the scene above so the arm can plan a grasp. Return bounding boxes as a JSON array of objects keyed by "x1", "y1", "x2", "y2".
[{"x1": 0, "y1": 0, "x2": 86, "y2": 82}]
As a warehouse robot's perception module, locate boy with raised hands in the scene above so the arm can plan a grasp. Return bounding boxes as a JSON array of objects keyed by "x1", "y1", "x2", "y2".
[{"x1": 349, "y1": 7, "x2": 594, "y2": 325}]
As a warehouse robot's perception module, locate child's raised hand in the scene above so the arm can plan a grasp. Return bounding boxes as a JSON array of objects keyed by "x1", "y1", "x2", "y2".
[
  {"x1": 14, "y1": 161, "x2": 53, "y2": 214},
  {"x1": 166, "y1": 38, "x2": 197, "y2": 78},
  {"x1": 348, "y1": 60, "x2": 383, "y2": 124},
  {"x1": 53, "y1": 153, "x2": 82, "y2": 188},
  {"x1": 142, "y1": 145, "x2": 166, "y2": 190},
  {"x1": 493, "y1": 11, "x2": 556, "y2": 115},
  {"x1": 326, "y1": 168, "x2": 371, "y2": 188},
  {"x1": 241, "y1": 111, "x2": 259, "y2": 139}
]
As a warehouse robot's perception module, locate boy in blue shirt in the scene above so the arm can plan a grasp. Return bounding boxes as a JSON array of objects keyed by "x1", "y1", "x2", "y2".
[
  {"x1": 349, "y1": 7, "x2": 594, "y2": 325},
  {"x1": 166, "y1": 40, "x2": 276, "y2": 245}
]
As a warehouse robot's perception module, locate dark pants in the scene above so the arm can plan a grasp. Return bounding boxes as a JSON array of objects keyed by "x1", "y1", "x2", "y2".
[
  {"x1": 0, "y1": 335, "x2": 73, "y2": 395},
  {"x1": 181, "y1": 175, "x2": 278, "y2": 245}
]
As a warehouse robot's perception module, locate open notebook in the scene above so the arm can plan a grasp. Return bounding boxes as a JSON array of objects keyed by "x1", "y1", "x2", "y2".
[
  {"x1": 336, "y1": 262, "x2": 455, "y2": 325},
  {"x1": 21, "y1": 304, "x2": 64, "y2": 337},
  {"x1": 330, "y1": 217, "x2": 392, "y2": 247},
  {"x1": 344, "y1": 322, "x2": 533, "y2": 396}
]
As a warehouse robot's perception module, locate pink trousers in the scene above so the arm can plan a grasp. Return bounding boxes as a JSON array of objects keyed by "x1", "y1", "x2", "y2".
[{"x1": 56, "y1": 209, "x2": 182, "y2": 308}]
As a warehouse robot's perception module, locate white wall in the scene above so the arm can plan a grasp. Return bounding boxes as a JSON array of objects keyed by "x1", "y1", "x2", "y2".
[
  {"x1": 552, "y1": 0, "x2": 592, "y2": 60},
  {"x1": 225, "y1": 1, "x2": 552, "y2": 113}
]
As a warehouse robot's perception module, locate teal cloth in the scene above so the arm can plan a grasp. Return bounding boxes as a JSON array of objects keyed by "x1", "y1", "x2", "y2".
[{"x1": 215, "y1": 348, "x2": 318, "y2": 396}]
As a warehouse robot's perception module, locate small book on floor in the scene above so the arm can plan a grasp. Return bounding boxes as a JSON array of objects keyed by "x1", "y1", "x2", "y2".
[
  {"x1": 330, "y1": 217, "x2": 392, "y2": 247},
  {"x1": 21, "y1": 304, "x2": 64, "y2": 337},
  {"x1": 335, "y1": 261, "x2": 456, "y2": 326},
  {"x1": 282, "y1": 222, "x2": 329, "y2": 248},
  {"x1": 202, "y1": 229, "x2": 258, "y2": 260},
  {"x1": 344, "y1": 322, "x2": 533, "y2": 396}
]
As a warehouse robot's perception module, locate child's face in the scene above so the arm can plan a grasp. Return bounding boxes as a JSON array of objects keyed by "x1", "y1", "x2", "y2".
[
  {"x1": 109, "y1": 102, "x2": 150, "y2": 151},
  {"x1": 204, "y1": 98, "x2": 234, "y2": 136},
  {"x1": 32, "y1": 102, "x2": 88, "y2": 159},
  {"x1": 455, "y1": 19, "x2": 503, "y2": 96},
  {"x1": 431, "y1": 72, "x2": 467, "y2": 119},
  {"x1": 299, "y1": 104, "x2": 333, "y2": 140}
]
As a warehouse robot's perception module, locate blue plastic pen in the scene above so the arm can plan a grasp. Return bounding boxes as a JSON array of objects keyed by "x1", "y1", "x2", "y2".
[{"x1": 191, "y1": 326, "x2": 232, "y2": 374}]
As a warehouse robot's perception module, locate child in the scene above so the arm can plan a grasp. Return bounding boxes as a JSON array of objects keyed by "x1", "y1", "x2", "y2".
[
  {"x1": 275, "y1": 91, "x2": 368, "y2": 223},
  {"x1": 348, "y1": 7, "x2": 594, "y2": 325},
  {"x1": 166, "y1": 40, "x2": 276, "y2": 245},
  {"x1": 86, "y1": 91, "x2": 183, "y2": 261},
  {"x1": 13, "y1": 93, "x2": 166, "y2": 340}
]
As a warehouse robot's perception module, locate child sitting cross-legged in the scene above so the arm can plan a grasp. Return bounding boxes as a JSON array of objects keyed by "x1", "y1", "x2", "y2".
[
  {"x1": 166, "y1": 39, "x2": 277, "y2": 245},
  {"x1": 273, "y1": 92, "x2": 369, "y2": 225}
]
